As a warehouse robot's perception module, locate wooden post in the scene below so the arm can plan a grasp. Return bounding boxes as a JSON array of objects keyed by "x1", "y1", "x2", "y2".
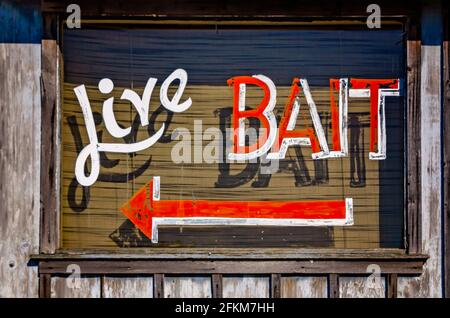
[
  {"x1": 212, "y1": 274, "x2": 223, "y2": 298},
  {"x1": 270, "y1": 274, "x2": 281, "y2": 298},
  {"x1": 443, "y1": 4, "x2": 450, "y2": 298},
  {"x1": 0, "y1": 33, "x2": 41, "y2": 298},
  {"x1": 328, "y1": 274, "x2": 339, "y2": 298},
  {"x1": 387, "y1": 274, "x2": 398, "y2": 298},
  {"x1": 153, "y1": 274, "x2": 164, "y2": 298},
  {"x1": 39, "y1": 274, "x2": 51, "y2": 298},
  {"x1": 415, "y1": 0, "x2": 443, "y2": 297},
  {"x1": 40, "y1": 13, "x2": 61, "y2": 254},
  {"x1": 406, "y1": 16, "x2": 422, "y2": 254}
]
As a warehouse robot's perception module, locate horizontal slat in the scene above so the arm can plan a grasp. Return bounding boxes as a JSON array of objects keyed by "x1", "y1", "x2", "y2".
[
  {"x1": 42, "y1": 0, "x2": 418, "y2": 16},
  {"x1": 31, "y1": 248, "x2": 426, "y2": 260},
  {"x1": 38, "y1": 259, "x2": 425, "y2": 275}
]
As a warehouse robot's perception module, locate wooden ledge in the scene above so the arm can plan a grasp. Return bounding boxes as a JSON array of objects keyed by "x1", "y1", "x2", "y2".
[
  {"x1": 31, "y1": 249, "x2": 428, "y2": 275},
  {"x1": 31, "y1": 248, "x2": 427, "y2": 260}
]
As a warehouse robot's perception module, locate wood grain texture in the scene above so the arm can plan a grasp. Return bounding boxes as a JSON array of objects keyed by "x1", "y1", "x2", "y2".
[
  {"x1": 50, "y1": 276, "x2": 101, "y2": 298},
  {"x1": 0, "y1": 44, "x2": 41, "y2": 297},
  {"x1": 328, "y1": 274, "x2": 339, "y2": 298},
  {"x1": 443, "y1": 5, "x2": 449, "y2": 297},
  {"x1": 1, "y1": 0, "x2": 444, "y2": 301},
  {"x1": 281, "y1": 276, "x2": 327, "y2": 298},
  {"x1": 416, "y1": 7, "x2": 442, "y2": 298},
  {"x1": 38, "y1": 258, "x2": 426, "y2": 275},
  {"x1": 270, "y1": 274, "x2": 281, "y2": 298},
  {"x1": 339, "y1": 276, "x2": 385, "y2": 298},
  {"x1": 164, "y1": 276, "x2": 212, "y2": 298},
  {"x1": 387, "y1": 274, "x2": 398, "y2": 298},
  {"x1": 406, "y1": 20, "x2": 422, "y2": 254},
  {"x1": 40, "y1": 14, "x2": 61, "y2": 254},
  {"x1": 102, "y1": 276, "x2": 153, "y2": 298},
  {"x1": 153, "y1": 273, "x2": 164, "y2": 298},
  {"x1": 399, "y1": 3, "x2": 443, "y2": 297},
  {"x1": 39, "y1": 274, "x2": 51, "y2": 298},
  {"x1": 397, "y1": 276, "x2": 417, "y2": 298},
  {"x1": 31, "y1": 248, "x2": 423, "y2": 259},
  {"x1": 212, "y1": 274, "x2": 223, "y2": 298},
  {"x1": 223, "y1": 276, "x2": 270, "y2": 298},
  {"x1": 444, "y1": 37, "x2": 450, "y2": 299}
]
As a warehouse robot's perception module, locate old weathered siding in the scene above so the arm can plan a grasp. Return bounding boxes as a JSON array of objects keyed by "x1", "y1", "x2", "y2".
[
  {"x1": 0, "y1": 44, "x2": 41, "y2": 297},
  {"x1": 222, "y1": 276, "x2": 270, "y2": 298},
  {"x1": 0, "y1": 0, "x2": 446, "y2": 299},
  {"x1": 397, "y1": 2, "x2": 443, "y2": 298},
  {"x1": 40, "y1": 36, "x2": 61, "y2": 254},
  {"x1": 164, "y1": 276, "x2": 212, "y2": 298},
  {"x1": 50, "y1": 276, "x2": 101, "y2": 298},
  {"x1": 281, "y1": 276, "x2": 327, "y2": 298},
  {"x1": 444, "y1": 23, "x2": 449, "y2": 299},
  {"x1": 103, "y1": 276, "x2": 153, "y2": 298},
  {"x1": 339, "y1": 277, "x2": 385, "y2": 298}
]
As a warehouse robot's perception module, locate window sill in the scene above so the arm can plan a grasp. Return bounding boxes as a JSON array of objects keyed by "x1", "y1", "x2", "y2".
[{"x1": 31, "y1": 248, "x2": 428, "y2": 275}]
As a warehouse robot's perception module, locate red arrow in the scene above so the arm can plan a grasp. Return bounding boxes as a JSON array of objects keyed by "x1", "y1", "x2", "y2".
[{"x1": 120, "y1": 177, "x2": 353, "y2": 243}]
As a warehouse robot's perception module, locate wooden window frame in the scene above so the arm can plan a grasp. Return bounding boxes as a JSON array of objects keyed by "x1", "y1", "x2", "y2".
[
  {"x1": 36, "y1": 0, "x2": 428, "y2": 298},
  {"x1": 443, "y1": 2, "x2": 449, "y2": 299}
]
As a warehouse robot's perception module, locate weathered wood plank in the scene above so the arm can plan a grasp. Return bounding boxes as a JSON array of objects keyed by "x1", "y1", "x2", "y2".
[
  {"x1": 281, "y1": 276, "x2": 327, "y2": 298},
  {"x1": 30, "y1": 248, "x2": 423, "y2": 259},
  {"x1": 50, "y1": 276, "x2": 101, "y2": 298},
  {"x1": 444, "y1": 36, "x2": 450, "y2": 299},
  {"x1": 0, "y1": 44, "x2": 41, "y2": 297},
  {"x1": 397, "y1": 276, "x2": 417, "y2": 298},
  {"x1": 164, "y1": 276, "x2": 212, "y2": 298},
  {"x1": 406, "y1": 17, "x2": 422, "y2": 254},
  {"x1": 387, "y1": 274, "x2": 398, "y2": 298},
  {"x1": 339, "y1": 276, "x2": 385, "y2": 298},
  {"x1": 40, "y1": 13, "x2": 61, "y2": 254},
  {"x1": 328, "y1": 274, "x2": 339, "y2": 298},
  {"x1": 153, "y1": 274, "x2": 164, "y2": 298},
  {"x1": 102, "y1": 276, "x2": 153, "y2": 298},
  {"x1": 400, "y1": 1, "x2": 443, "y2": 297},
  {"x1": 212, "y1": 274, "x2": 223, "y2": 298},
  {"x1": 443, "y1": 6, "x2": 449, "y2": 298},
  {"x1": 270, "y1": 274, "x2": 281, "y2": 298},
  {"x1": 223, "y1": 276, "x2": 270, "y2": 298},
  {"x1": 38, "y1": 259, "x2": 426, "y2": 275},
  {"x1": 39, "y1": 274, "x2": 51, "y2": 298}
]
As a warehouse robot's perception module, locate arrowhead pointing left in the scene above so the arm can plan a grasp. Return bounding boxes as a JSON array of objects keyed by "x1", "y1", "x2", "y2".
[{"x1": 120, "y1": 178, "x2": 156, "y2": 242}]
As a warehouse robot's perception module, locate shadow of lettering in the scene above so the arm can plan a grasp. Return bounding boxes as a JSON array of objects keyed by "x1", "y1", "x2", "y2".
[
  {"x1": 148, "y1": 105, "x2": 174, "y2": 143},
  {"x1": 349, "y1": 113, "x2": 367, "y2": 187},
  {"x1": 214, "y1": 107, "x2": 260, "y2": 188},
  {"x1": 66, "y1": 115, "x2": 154, "y2": 212},
  {"x1": 215, "y1": 108, "x2": 331, "y2": 188},
  {"x1": 252, "y1": 147, "x2": 313, "y2": 187},
  {"x1": 109, "y1": 219, "x2": 152, "y2": 247}
]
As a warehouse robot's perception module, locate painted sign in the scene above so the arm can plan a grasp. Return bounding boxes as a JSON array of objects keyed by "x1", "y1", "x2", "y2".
[
  {"x1": 62, "y1": 26, "x2": 406, "y2": 249},
  {"x1": 71, "y1": 68, "x2": 400, "y2": 243}
]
